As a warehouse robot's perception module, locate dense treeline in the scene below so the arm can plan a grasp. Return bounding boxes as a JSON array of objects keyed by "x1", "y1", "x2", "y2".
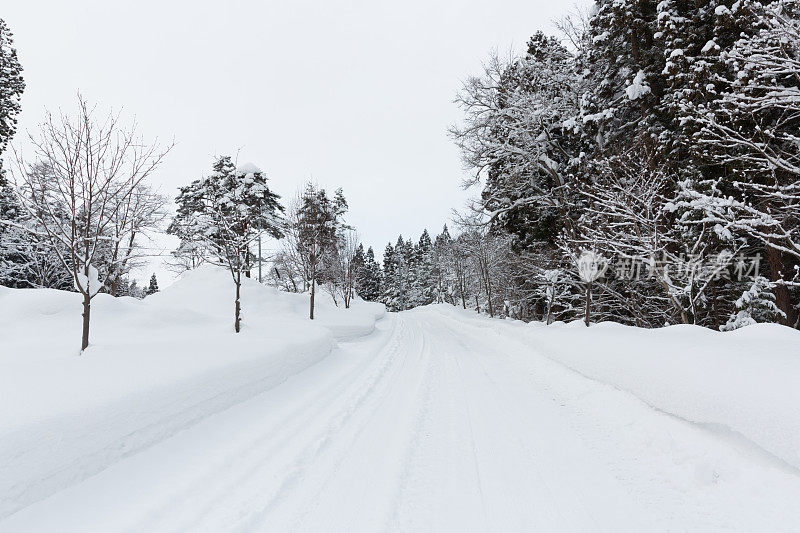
[
  {"x1": 436, "y1": 0, "x2": 800, "y2": 329},
  {"x1": 353, "y1": 0, "x2": 800, "y2": 329}
]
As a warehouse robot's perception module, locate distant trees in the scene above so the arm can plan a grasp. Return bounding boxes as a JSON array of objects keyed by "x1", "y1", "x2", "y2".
[
  {"x1": 10, "y1": 97, "x2": 170, "y2": 350},
  {"x1": 146, "y1": 273, "x2": 159, "y2": 296},
  {"x1": 168, "y1": 157, "x2": 283, "y2": 332},
  {"x1": 355, "y1": 245, "x2": 382, "y2": 301},
  {"x1": 267, "y1": 184, "x2": 383, "y2": 316}
]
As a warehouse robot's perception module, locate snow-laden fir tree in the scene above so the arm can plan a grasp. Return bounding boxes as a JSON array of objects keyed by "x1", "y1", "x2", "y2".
[
  {"x1": 413, "y1": 229, "x2": 437, "y2": 307},
  {"x1": 356, "y1": 245, "x2": 383, "y2": 301},
  {"x1": 0, "y1": 18, "x2": 24, "y2": 158},
  {"x1": 0, "y1": 18, "x2": 25, "y2": 287},
  {"x1": 721, "y1": 276, "x2": 786, "y2": 331},
  {"x1": 169, "y1": 157, "x2": 283, "y2": 331},
  {"x1": 293, "y1": 183, "x2": 347, "y2": 319},
  {"x1": 146, "y1": 273, "x2": 159, "y2": 296},
  {"x1": 382, "y1": 236, "x2": 410, "y2": 311}
]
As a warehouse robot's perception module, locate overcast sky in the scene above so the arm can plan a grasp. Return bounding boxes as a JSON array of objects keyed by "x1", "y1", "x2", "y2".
[{"x1": 4, "y1": 0, "x2": 587, "y2": 285}]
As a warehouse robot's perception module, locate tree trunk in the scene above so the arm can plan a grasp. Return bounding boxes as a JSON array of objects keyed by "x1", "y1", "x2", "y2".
[
  {"x1": 81, "y1": 291, "x2": 91, "y2": 351},
  {"x1": 584, "y1": 282, "x2": 592, "y2": 327},
  {"x1": 765, "y1": 245, "x2": 798, "y2": 328},
  {"x1": 234, "y1": 274, "x2": 241, "y2": 333},
  {"x1": 486, "y1": 279, "x2": 494, "y2": 318},
  {"x1": 309, "y1": 276, "x2": 316, "y2": 320}
]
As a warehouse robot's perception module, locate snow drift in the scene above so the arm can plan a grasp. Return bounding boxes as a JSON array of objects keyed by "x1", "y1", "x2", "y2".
[
  {"x1": 0, "y1": 265, "x2": 384, "y2": 519},
  {"x1": 528, "y1": 321, "x2": 800, "y2": 469},
  {"x1": 435, "y1": 305, "x2": 800, "y2": 471}
]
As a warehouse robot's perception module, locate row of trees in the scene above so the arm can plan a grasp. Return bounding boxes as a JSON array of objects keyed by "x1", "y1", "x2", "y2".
[
  {"x1": 167, "y1": 161, "x2": 378, "y2": 328},
  {"x1": 441, "y1": 0, "x2": 800, "y2": 330},
  {"x1": 376, "y1": 226, "x2": 540, "y2": 320},
  {"x1": 0, "y1": 17, "x2": 379, "y2": 350},
  {"x1": 0, "y1": 24, "x2": 369, "y2": 351}
]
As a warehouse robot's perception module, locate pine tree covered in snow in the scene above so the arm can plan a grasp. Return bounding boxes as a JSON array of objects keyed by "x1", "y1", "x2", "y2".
[
  {"x1": 169, "y1": 157, "x2": 284, "y2": 331},
  {"x1": 382, "y1": 236, "x2": 410, "y2": 311},
  {"x1": 292, "y1": 183, "x2": 346, "y2": 319},
  {"x1": 413, "y1": 229, "x2": 437, "y2": 306},
  {"x1": 355, "y1": 245, "x2": 382, "y2": 301},
  {"x1": 0, "y1": 18, "x2": 24, "y2": 159},
  {"x1": 0, "y1": 18, "x2": 26, "y2": 287},
  {"x1": 721, "y1": 276, "x2": 785, "y2": 330},
  {"x1": 146, "y1": 273, "x2": 159, "y2": 296}
]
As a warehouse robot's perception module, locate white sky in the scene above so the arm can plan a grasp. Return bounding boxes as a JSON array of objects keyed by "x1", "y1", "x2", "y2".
[{"x1": 4, "y1": 0, "x2": 587, "y2": 285}]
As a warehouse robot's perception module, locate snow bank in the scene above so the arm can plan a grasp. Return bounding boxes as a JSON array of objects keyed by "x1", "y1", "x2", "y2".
[
  {"x1": 431, "y1": 306, "x2": 800, "y2": 470},
  {"x1": 527, "y1": 316, "x2": 800, "y2": 469},
  {"x1": 0, "y1": 265, "x2": 384, "y2": 518}
]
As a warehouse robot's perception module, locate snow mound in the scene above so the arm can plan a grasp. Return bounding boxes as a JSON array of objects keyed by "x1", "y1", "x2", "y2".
[
  {"x1": 0, "y1": 265, "x2": 384, "y2": 519},
  {"x1": 625, "y1": 70, "x2": 651, "y2": 100},
  {"x1": 432, "y1": 305, "x2": 800, "y2": 470},
  {"x1": 236, "y1": 162, "x2": 262, "y2": 175},
  {"x1": 525, "y1": 319, "x2": 800, "y2": 469}
]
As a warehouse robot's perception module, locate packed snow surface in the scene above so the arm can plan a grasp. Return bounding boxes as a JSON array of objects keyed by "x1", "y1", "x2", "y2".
[{"x1": 1, "y1": 275, "x2": 800, "y2": 531}]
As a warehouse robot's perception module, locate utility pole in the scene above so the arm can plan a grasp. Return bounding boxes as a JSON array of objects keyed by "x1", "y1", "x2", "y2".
[
  {"x1": 258, "y1": 233, "x2": 262, "y2": 283},
  {"x1": 257, "y1": 201, "x2": 263, "y2": 283}
]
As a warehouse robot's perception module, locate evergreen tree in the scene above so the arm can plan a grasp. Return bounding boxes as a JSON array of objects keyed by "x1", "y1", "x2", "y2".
[
  {"x1": 382, "y1": 236, "x2": 409, "y2": 311},
  {"x1": 382, "y1": 242, "x2": 395, "y2": 297},
  {"x1": 721, "y1": 276, "x2": 785, "y2": 331},
  {"x1": 0, "y1": 19, "x2": 25, "y2": 287},
  {"x1": 120, "y1": 278, "x2": 145, "y2": 299},
  {"x1": 146, "y1": 273, "x2": 159, "y2": 295},
  {"x1": 452, "y1": 30, "x2": 585, "y2": 251},
  {"x1": 0, "y1": 172, "x2": 26, "y2": 286},
  {"x1": 295, "y1": 183, "x2": 342, "y2": 319},
  {"x1": 352, "y1": 243, "x2": 366, "y2": 296},
  {"x1": 0, "y1": 18, "x2": 24, "y2": 158},
  {"x1": 414, "y1": 229, "x2": 437, "y2": 306},
  {"x1": 360, "y1": 246, "x2": 383, "y2": 301},
  {"x1": 169, "y1": 157, "x2": 284, "y2": 331},
  {"x1": 433, "y1": 225, "x2": 454, "y2": 304},
  {"x1": 354, "y1": 243, "x2": 381, "y2": 302}
]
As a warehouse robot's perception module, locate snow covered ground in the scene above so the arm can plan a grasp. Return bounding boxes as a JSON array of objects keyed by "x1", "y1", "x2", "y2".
[
  {"x1": 1, "y1": 276, "x2": 800, "y2": 531},
  {"x1": 0, "y1": 266, "x2": 384, "y2": 520}
]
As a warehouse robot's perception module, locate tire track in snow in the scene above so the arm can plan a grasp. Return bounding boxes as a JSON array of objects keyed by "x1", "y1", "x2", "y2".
[{"x1": 173, "y1": 316, "x2": 413, "y2": 531}]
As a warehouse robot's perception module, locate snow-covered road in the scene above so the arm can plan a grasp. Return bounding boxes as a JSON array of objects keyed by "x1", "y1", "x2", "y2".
[{"x1": 3, "y1": 307, "x2": 800, "y2": 532}]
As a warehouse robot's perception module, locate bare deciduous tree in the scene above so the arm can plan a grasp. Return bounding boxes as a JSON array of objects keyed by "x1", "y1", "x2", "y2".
[{"x1": 12, "y1": 96, "x2": 171, "y2": 351}]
